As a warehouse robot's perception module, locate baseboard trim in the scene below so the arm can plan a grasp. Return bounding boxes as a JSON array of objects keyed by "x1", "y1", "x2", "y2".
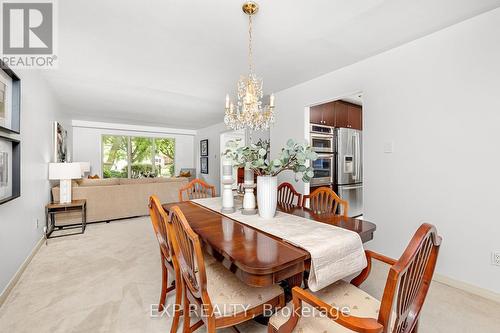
[
  {"x1": 0, "y1": 236, "x2": 44, "y2": 308},
  {"x1": 434, "y1": 274, "x2": 500, "y2": 304}
]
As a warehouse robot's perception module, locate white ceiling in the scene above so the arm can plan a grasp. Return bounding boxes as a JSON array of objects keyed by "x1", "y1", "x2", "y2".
[
  {"x1": 341, "y1": 94, "x2": 363, "y2": 106},
  {"x1": 43, "y1": 0, "x2": 500, "y2": 129}
]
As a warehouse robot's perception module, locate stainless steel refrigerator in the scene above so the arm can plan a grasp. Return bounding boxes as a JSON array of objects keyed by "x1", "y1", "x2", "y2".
[{"x1": 336, "y1": 128, "x2": 363, "y2": 217}]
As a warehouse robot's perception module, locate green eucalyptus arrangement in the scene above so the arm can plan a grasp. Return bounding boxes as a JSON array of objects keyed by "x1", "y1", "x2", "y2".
[{"x1": 223, "y1": 138, "x2": 318, "y2": 182}]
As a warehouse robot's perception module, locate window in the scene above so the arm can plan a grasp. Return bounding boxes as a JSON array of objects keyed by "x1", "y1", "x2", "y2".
[
  {"x1": 102, "y1": 135, "x2": 175, "y2": 178},
  {"x1": 154, "y1": 138, "x2": 176, "y2": 177},
  {"x1": 130, "y1": 137, "x2": 154, "y2": 178},
  {"x1": 102, "y1": 136, "x2": 128, "y2": 178}
]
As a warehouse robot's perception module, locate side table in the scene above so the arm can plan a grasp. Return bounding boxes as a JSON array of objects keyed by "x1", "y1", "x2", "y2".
[{"x1": 45, "y1": 200, "x2": 87, "y2": 240}]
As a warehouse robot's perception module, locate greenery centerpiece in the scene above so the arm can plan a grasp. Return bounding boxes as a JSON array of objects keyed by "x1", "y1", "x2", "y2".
[{"x1": 223, "y1": 138, "x2": 318, "y2": 218}]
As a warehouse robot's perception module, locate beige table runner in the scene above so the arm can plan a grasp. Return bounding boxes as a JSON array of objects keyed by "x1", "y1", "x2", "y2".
[{"x1": 192, "y1": 197, "x2": 367, "y2": 292}]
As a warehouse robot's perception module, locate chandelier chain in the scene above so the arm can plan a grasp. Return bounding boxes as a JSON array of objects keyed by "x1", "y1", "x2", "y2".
[{"x1": 248, "y1": 14, "x2": 253, "y2": 74}]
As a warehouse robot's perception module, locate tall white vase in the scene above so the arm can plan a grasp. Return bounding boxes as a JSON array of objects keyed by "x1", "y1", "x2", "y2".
[{"x1": 257, "y1": 176, "x2": 278, "y2": 219}]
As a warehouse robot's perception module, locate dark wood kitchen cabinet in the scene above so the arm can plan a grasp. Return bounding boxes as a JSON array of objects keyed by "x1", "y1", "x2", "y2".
[
  {"x1": 310, "y1": 102, "x2": 335, "y2": 126},
  {"x1": 310, "y1": 100, "x2": 362, "y2": 129},
  {"x1": 324, "y1": 103, "x2": 335, "y2": 126},
  {"x1": 310, "y1": 104, "x2": 323, "y2": 124},
  {"x1": 334, "y1": 101, "x2": 349, "y2": 128},
  {"x1": 333, "y1": 101, "x2": 362, "y2": 130},
  {"x1": 347, "y1": 103, "x2": 362, "y2": 130}
]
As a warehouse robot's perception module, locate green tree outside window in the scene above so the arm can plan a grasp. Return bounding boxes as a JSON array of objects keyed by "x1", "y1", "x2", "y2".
[{"x1": 102, "y1": 135, "x2": 175, "y2": 178}]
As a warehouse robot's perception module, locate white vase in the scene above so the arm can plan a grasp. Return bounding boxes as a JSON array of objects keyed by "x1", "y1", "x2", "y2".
[{"x1": 257, "y1": 175, "x2": 278, "y2": 219}]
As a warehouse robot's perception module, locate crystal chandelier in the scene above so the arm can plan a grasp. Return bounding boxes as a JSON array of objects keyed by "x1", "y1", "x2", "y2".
[{"x1": 224, "y1": 1, "x2": 275, "y2": 131}]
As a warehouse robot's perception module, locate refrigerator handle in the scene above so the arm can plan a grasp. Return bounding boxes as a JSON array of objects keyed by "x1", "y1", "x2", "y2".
[
  {"x1": 339, "y1": 184, "x2": 363, "y2": 190},
  {"x1": 352, "y1": 133, "x2": 357, "y2": 180},
  {"x1": 356, "y1": 133, "x2": 361, "y2": 181}
]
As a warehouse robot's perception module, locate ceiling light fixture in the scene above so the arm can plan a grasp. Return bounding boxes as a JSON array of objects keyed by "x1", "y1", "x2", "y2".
[{"x1": 224, "y1": 1, "x2": 275, "y2": 131}]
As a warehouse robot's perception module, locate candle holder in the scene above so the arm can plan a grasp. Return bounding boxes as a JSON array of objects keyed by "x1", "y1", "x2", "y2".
[
  {"x1": 241, "y1": 183, "x2": 257, "y2": 215},
  {"x1": 221, "y1": 159, "x2": 236, "y2": 214},
  {"x1": 241, "y1": 167, "x2": 257, "y2": 215}
]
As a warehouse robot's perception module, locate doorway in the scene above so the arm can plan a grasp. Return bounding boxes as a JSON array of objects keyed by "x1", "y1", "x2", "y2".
[{"x1": 307, "y1": 92, "x2": 363, "y2": 217}]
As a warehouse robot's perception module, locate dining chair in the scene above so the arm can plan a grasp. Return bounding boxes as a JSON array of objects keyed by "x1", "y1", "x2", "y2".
[
  {"x1": 268, "y1": 223, "x2": 442, "y2": 333},
  {"x1": 166, "y1": 205, "x2": 285, "y2": 333},
  {"x1": 148, "y1": 195, "x2": 182, "y2": 333},
  {"x1": 178, "y1": 178, "x2": 216, "y2": 202},
  {"x1": 277, "y1": 182, "x2": 302, "y2": 206},
  {"x1": 302, "y1": 187, "x2": 348, "y2": 216}
]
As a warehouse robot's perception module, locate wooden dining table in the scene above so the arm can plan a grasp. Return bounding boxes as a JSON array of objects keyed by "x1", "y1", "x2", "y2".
[{"x1": 162, "y1": 201, "x2": 376, "y2": 290}]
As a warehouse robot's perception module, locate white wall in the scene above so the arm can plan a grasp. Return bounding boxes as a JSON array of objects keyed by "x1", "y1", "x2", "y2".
[
  {"x1": 194, "y1": 122, "x2": 227, "y2": 194},
  {"x1": 270, "y1": 8, "x2": 500, "y2": 293},
  {"x1": 194, "y1": 122, "x2": 270, "y2": 194},
  {"x1": 72, "y1": 121, "x2": 195, "y2": 177},
  {"x1": 0, "y1": 70, "x2": 66, "y2": 295}
]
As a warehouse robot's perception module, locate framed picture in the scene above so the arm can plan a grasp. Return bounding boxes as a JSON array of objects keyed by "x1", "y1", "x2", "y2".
[
  {"x1": 200, "y1": 157, "x2": 209, "y2": 174},
  {"x1": 53, "y1": 121, "x2": 68, "y2": 162},
  {"x1": 200, "y1": 139, "x2": 208, "y2": 156},
  {"x1": 0, "y1": 60, "x2": 21, "y2": 134},
  {"x1": 0, "y1": 135, "x2": 20, "y2": 205}
]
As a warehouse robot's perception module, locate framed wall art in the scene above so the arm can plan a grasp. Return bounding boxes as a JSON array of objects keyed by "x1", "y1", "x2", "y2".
[
  {"x1": 0, "y1": 60, "x2": 21, "y2": 134},
  {"x1": 200, "y1": 156, "x2": 208, "y2": 174},
  {"x1": 53, "y1": 121, "x2": 68, "y2": 162},
  {"x1": 0, "y1": 134, "x2": 20, "y2": 205},
  {"x1": 200, "y1": 139, "x2": 208, "y2": 156}
]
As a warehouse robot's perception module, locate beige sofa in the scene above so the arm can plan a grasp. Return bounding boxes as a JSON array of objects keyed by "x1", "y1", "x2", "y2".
[{"x1": 51, "y1": 177, "x2": 188, "y2": 224}]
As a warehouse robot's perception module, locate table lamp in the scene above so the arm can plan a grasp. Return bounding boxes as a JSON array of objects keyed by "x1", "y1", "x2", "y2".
[{"x1": 49, "y1": 163, "x2": 82, "y2": 203}]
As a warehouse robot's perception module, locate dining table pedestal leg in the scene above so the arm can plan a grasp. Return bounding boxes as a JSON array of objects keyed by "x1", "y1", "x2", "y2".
[
  {"x1": 282, "y1": 272, "x2": 304, "y2": 302},
  {"x1": 254, "y1": 271, "x2": 304, "y2": 326}
]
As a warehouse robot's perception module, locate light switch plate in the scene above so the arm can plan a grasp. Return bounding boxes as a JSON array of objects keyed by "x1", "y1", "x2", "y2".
[
  {"x1": 384, "y1": 141, "x2": 394, "y2": 153},
  {"x1": 492, "y1": 252, "x2": 500, "y2": 266}
]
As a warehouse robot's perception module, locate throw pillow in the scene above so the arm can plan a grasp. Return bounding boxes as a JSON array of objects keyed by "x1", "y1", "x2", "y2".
[{"x1": 179, "y1": 171, "x2": 191, "y2": 177}]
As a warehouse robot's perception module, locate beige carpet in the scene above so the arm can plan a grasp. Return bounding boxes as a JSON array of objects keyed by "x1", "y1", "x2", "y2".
[{"x1": 0, "y1": 217, "x2": 499, "y2": 332}]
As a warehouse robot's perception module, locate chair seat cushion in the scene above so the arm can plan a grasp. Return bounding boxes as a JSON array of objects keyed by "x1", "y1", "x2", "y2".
[
  {"x1": 269, "y1": 280, "x2": 394, "y2": 333},
  {"x1": 204, "y1": 261, "x2": 283, "y2": 318}
]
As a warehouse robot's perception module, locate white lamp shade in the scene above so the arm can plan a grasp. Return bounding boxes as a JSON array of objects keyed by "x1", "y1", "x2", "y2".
[
  {"x1": 78, "y1": 162, "x2": 91, "y2": 173},
  {"x1": 49, "y1": 163, "x2": 82, "y2": 180}
]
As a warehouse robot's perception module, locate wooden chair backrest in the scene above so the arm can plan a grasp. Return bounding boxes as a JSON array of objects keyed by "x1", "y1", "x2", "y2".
[
  {"x1": 166, "y1": 205, "x2": 209, "y2": 303},
  {"x1": 379, "y1": 223, "x2": 442, "y2": 333},
  {"x1": 302, "y1": 187, "x2": 348, "y2": 216},
  {"x1": 277, "y1": 182, "x2": 302, "y2": 206},
  {"x1": 148, "y1": 195, "x2": 171, "y2": 261},
  {"x1": 178, "y1": 178, "x2": 216, "y2": 202}
]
